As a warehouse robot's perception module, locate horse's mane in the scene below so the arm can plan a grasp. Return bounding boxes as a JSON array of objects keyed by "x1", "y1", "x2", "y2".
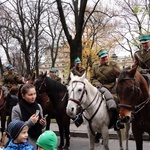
[
  {"x1": 45, "y1": 76, "x2": 67, "y2": 92},
  {"x1": 118, "y1": 67, "x2": 131, "y2": 82}
]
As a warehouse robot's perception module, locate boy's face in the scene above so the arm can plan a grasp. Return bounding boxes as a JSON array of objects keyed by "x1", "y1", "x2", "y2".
[{"x1": 14, "y1": 126, "x2": 29, "y2": 143}]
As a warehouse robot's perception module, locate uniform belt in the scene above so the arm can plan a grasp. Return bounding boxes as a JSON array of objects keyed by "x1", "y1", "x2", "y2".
[{"x1": 101, "y1": 80, "x2": 115, "y2": 84}]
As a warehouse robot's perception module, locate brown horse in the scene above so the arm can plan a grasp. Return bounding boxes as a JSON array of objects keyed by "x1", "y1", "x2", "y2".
[
  {"x1": 114, "y1": 66, "x2": 150, "y2": 150},
  {"x1": 32, "y1": 73, "x2": 70, "y2": 150}
]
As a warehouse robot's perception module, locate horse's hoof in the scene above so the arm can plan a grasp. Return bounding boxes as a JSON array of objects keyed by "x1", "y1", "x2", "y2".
[
  {"x1": 57, "y1": 145, "x2": 63, "y2": 150},
  {"x1": 63, "y1": 146, "x2": 69, "y2": 150},
  {"x1": 94, "y1": 139, "x2": 99, "y2": 143}
]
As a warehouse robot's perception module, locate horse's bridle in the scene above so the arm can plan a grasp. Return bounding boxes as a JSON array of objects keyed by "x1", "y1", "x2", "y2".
[
  {"x1": 68, "y1": 81, "x2": 87, "y2": 105},
  {"x1": 118, "y1": 77, "x2": 150, "y2": 115}
]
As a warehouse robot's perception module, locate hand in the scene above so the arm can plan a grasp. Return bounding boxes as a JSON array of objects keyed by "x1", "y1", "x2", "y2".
[
  {"x1": 30, "y1": 114, "x2": 39, "y2": 124},
  {"x1": 39, "y1": 117, "x2": 46, "y2": 126}
]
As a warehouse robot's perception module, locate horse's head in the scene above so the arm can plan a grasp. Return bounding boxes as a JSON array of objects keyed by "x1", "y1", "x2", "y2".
[
  {"x1": 114, "y1": 66, "x2": 149, "y2": 123},
  {"x1": 66, "y1": 72, "x2": 87, "y2": 117},
  {"x1": 33, "y1": 72, "x2": 47, "y2": 94}
]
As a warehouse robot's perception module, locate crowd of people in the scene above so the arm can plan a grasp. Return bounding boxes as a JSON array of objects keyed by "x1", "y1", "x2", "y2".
[{"x1": 0, "y1": 33, "x2": 150, "y2": 149}]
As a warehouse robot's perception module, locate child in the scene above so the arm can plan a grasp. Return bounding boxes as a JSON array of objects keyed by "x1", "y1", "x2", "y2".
[
  {"x1": 11, "y1": 83, "x2": 46, "y2": 148},
  {"x1": 4, "y1": 120, "x2": 34, "y2": 150},
  {"x1": 36, "y1": 130, "x2": 57, "y2": 150}
]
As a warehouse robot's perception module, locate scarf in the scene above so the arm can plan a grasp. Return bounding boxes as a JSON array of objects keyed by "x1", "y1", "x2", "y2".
[{"x1": 19, "y1": 98, "x2": 42, "y2": 139}]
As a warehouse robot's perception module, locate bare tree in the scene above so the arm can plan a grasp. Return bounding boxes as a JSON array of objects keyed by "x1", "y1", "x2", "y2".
[
  {"x1": 114, "y1": 0, "x2": 150, "y2": 58},
  {"x1": 55, "y1": 0, "x2": 103, "y2": 67}
]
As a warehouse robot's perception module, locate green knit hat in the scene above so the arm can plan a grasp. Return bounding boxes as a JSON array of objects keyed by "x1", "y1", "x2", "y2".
[
  {"x1": 139, "y1": 34, "x2": 150, "y2": 43},
  {"x1": 36, "y1": 130, "x2": 57, "y2": 150}
]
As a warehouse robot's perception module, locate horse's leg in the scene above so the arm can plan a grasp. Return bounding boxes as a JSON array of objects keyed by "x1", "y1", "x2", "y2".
[
  {"x1": 116, "y1": 130, "x2": 124, "y2": 150},
  {"x1": 56, "y1": 118, "x2": 64, "y2": 149},
  {"x1": 132, "y1": 124, "x2": 143, "y2": 150},
  {"x1": 125, "y1": 123, "x2": 130, "y2": 150},
  {"x1": 63, "y1": 115, "x2": 70, "y2": 149},
  {"x1": 101, "y1": 125, "x2": 109, "y2": 150},
  {"x1": 46, "y1": 115, "x2": 51, "y2": 130},
  {"x1": 87, "y1": 127, "x2": 95, "y2": 150}
]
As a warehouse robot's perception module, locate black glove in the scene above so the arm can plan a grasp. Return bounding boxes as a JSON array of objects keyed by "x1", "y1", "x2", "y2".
[{"x1": 94, "y1": 83, "x2": 103, "y2": 89}]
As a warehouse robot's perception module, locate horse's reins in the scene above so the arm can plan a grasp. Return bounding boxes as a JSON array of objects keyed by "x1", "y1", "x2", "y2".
[
  {"x1": 118, "y1": 77, "x2": 150, "y2": 116},
  {"x1": 68, "y1": 80, "x2": 104, "y2": 135}
]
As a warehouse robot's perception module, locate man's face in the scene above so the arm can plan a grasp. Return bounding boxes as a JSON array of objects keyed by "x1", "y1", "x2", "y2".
[
  {"x1": 8, "y1": 69, "x2": 13, "y2": 74},
  {"x1": 99, "y1": 56, "x2": 108, "y2": 65},
  {"x1": 74, "y1": 63, "x2": 81, "y2": 68},
  {"x1": 141, "y1": 41, "x2": 150, "y2": 50}
]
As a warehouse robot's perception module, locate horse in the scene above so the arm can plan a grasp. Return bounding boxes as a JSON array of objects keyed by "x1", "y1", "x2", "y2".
[
  {"x1": 66, "y1": 72, "x2": 125, "y2": 150},
  {"x1": 32, "y1": 72, "x2": 70, "y2": 150},
  {"x1": 114, "y1": 65, "x2": 150, "y2": 150}
]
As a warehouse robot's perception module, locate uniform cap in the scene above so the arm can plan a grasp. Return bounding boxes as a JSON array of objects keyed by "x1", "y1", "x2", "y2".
[
  {"x1": 6, "y1": 65, "x2": 14, "y2": 70},
  {"x1": 74, "y1": 57, "x2": 81, "y2": 63},
  {"x1": 50, "y1": 67, "x2": 58, "y2": 73},
  {"x1": 36, "y1": 130, "x2": 58, "y2": 150},
  {"x1": 139, "y1": 34, "x2": 150, "y2": 43},
  {"x1": 7, "y1": 120, "x2": 27, "y2": 140},
  {"x1": 97, "y1": 50, "x2": 108, "y2": 58}
]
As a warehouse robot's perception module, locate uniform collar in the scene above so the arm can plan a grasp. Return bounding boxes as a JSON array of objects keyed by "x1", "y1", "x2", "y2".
[{"x1": 99, "y1": 62, "x2": 109, "y2": 67}]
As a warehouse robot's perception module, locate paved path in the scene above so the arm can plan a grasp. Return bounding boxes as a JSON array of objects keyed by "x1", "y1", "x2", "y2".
[{"x1": 50, "y1": 122, "x2": 150, "y2": 140}]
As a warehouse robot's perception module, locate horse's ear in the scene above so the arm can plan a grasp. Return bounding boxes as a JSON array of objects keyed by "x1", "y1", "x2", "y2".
[
  {"x1": 32, "y1": 73, "x2": 36, "y2": 81},
  {"x1": 81, "y1": 72, "x2": 86, "y2": 79},
  {"x1": 129, "y1": 65, "x2": 137, "y2": 78},
  {"x1": 43, "y1": 71, "x2": 47, "y2": 78},
  {"x1": 70, "y1": 72, "x2": 74, "y2": 79},
  {"x1": 113, "y1": 67, "x2": 120, "y2": 78}
]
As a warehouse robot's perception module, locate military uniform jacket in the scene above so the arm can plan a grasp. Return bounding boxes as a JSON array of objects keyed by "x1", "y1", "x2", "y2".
[
  {"x1": 134, "y1": 49, "x2": 150, "y2": 69},
  {"x1": 1, "y1": 71, "x2": 22, "y2": 88},
  {"x1": 90, "y1": 61, "x2": 120, "y2": 90},
  {"x1": 70, "y1": 66, "x2": 85, "y2": 76},
  {"x1": 50, "y1": 75, "x2": 61, "y2": 83}
]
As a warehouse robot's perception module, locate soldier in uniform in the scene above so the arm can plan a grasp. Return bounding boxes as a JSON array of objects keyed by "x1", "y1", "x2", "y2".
[
  {"x1": 134, "y1": 34, "x2": 150, "y2": 70},
  {"x1": 70, "y1": 57, "x2": 85, "y2": 76},
  {"x1": 49, "y1": 67, "x2": 61, "y2": 83},
  {"x1": 90, "y1": 49, "x2": 124, "y2": 142},
  {"x1": 1, "y1": 65, "x2": 24, "y2": 90},
  {"x1": 1, "y1": 65, "x2": 23, "y2": 89},
  {"x1": 134, "y1": 34, "x2": 150, "y2": 83}
]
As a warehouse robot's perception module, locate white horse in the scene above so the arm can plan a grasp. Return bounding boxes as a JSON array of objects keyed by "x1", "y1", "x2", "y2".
[{"x1": 66, "y1": 72, "x2": 126, "y2": 150}]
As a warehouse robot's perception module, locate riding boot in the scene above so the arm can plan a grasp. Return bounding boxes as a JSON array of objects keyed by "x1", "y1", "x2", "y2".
[
  {"x1": 111, "y1": 109, "x2": 124, "y2": 131},
  {"x1": 95, "y1": 132, "x2": 102, "y2": 143}
]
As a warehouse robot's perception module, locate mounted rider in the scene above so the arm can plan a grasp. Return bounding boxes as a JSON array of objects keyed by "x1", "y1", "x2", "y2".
[
  {"x1": 49, "y1": 67, "x2": 61, "y2": 83},
  {"x1": 70, "y1": 57, "x2": 85, "y2": 76},
  {"x1": 90, "y1": 50, "x2": 124, "y2": 131},
  {"x1": 0, "y1": 65, "x2": 24, "y2": 99},
  {"x1": 134, "y1": 34, "x2": 150, "y2": 84}
]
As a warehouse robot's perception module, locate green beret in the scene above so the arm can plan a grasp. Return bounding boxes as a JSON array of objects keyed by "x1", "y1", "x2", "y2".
[
  {"x1": 97, "y1": 50, "x2": 108, "y2": 58},
  {"x1": 139, "y1": 34, "x2": 150, "y2": 43},
  {"x1": 50, "y1": 67, "x2": 58, "y2": 73},
  {"x1": 74, "y1": 57, "x2": 81, "y2": 63}
]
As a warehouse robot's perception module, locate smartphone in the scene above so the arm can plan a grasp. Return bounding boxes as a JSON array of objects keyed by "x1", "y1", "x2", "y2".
[
  {"x1": 35, "y1": 110, "x2": 40, "y2": 115},
  {"x1": 44, "y1": 114, "x2": 48, "y2": 118}
]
